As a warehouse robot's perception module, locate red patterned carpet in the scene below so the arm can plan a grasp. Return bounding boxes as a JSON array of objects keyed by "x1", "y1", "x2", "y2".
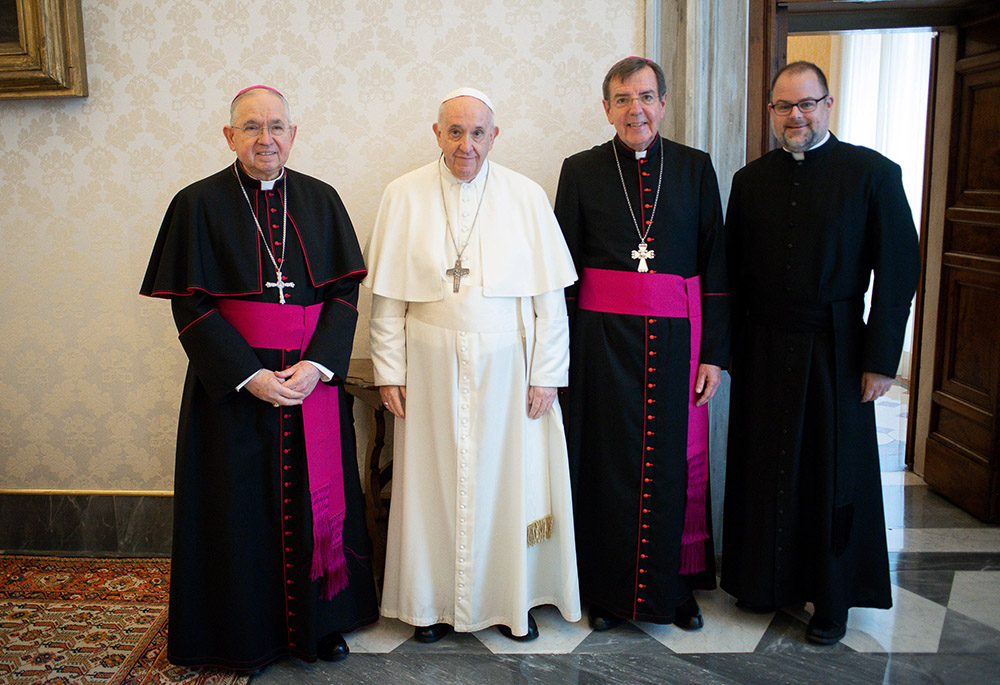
[{"x1": 0, "y1": 556, "x2": 249, "y2": 684}]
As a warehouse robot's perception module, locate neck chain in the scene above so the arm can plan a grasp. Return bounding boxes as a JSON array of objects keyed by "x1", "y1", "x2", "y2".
[
  {"x1": 234, "y1": 162, "x2": 295, "y2": 304},
  {"x1": 438, "y1": 156, "x2": 491, "y2": 292},
  {"x1": 613, "y1": 137, "x2": 664, "y2": 272}
]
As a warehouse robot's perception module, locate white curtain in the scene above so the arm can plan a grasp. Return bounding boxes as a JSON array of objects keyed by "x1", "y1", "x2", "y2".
[{"x1": 835, "y1": 30, "x2": 934, "y2": 376}]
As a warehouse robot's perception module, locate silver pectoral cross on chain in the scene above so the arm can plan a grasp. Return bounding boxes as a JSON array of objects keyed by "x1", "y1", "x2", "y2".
[
  {"x1": 446, "y1": 258, "x2": 470, "y2": 293},
  {"x1": 631, "y1": 241, "x2": 655, "y2": 272},
  {"x1": 265, "y1": 272, "x2": 296, "y2": 304}
]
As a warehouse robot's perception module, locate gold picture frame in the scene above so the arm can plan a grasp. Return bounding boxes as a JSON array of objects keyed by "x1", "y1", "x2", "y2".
[{"x1": 0, "y1": 0, "x2": 87, "y2": 99}]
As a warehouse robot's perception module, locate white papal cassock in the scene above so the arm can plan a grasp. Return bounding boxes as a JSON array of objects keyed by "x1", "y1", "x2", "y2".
[{"x1": 364, "y1": 158, "x2": 581, "y2": 636}]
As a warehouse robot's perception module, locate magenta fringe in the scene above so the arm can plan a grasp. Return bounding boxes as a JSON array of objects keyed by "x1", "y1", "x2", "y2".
[
  {"x1": 309, "y1": 484, "x2": 349, "y2": 600},
  {"x1": 679, "y1": 440, "x2": 709, "y2": 575}
]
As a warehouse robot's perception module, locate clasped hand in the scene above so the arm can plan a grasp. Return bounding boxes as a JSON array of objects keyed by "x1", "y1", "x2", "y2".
[{"x1": 246, "y1": 362, "x2": 321, "y2": 406}]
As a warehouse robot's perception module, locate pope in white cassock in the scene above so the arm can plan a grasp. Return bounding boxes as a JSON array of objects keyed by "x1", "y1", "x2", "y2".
[{"x1": 363, "y1": 87, "x2": 581, "y2": 642}]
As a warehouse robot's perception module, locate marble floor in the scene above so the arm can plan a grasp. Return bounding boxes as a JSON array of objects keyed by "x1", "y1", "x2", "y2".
[{"x1": 255, "y1": 383, "x2": 1000, "y2": 684}]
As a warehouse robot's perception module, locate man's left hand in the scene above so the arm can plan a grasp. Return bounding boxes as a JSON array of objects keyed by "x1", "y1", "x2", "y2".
[
  {"x1": 275, "y1": 361, "x2": 322, "y2": 399},
  {"x1": 694, "y1": 364, "x2": 722, "y2": 407},
  {"x1": 861, "y1": 372, "x2": 893, "y2": 403},
  {"x1": 527, "y1": 386, "x2": 557, "y2": 419}
]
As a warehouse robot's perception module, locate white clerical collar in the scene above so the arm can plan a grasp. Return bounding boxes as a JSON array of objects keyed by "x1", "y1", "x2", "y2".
[
  {"x1": 786, "y1": 131, "x2": 830, "y2": 161},
  {"x1": 438, "y1": 157, "x2": 490, "y2": 186},
  {"x1": 259, "y1": 169, "x2": 285, "y2": 190}
]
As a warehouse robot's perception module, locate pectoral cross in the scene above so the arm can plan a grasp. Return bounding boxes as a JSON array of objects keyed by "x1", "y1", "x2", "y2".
[
  {"x1": 265, "y1": 272, "x2": 295, "y2": 304},
  {"x1": 446, "y1": 258, "x2": 470, "y2": 293},
  {"x1": 631, "y1": 241, "x2": 655, "y2": 272}
]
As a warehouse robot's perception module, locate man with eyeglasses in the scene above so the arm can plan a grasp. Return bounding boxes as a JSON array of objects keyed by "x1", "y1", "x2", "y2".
[
  {"x1": 554, "y1": 57, "x2": 730, "y2": 634},
  {"x1": 364, "y1": 88, "x2": 580, "y2": 643},
  {"x1": 141, "y1": 85, "x2": 378, "y2": 672},
  {"x1": 721, "y1": 61, "x2": 920, "y2": 645}
]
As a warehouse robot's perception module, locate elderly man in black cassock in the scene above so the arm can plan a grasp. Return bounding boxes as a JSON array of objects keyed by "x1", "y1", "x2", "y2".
[
  {"x1": 555, "y1": 57, "x2": 730, "y2": 633},
  {"x1": 721, "y1": 62, "x2": 920, "y2": 645},
  {"x1": 140, "y1": 86, "x2": 377, "y2": 672}
]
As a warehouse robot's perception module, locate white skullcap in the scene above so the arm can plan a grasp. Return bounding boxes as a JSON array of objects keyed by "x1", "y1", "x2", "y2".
[{"x1": 441, "y1": 87, "x2": 495, "y2": 113}]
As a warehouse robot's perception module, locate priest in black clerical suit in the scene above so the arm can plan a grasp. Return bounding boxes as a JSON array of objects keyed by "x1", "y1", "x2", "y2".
[
  {"x1": 140, "y1": 86, "x2": 377, "y2": 672},
  {"x1": 555, "y1": 57, "x2": 730, "y2": 633},
  {"x1": 722, "y1": 62, "x2": 920, "y2": 646}
]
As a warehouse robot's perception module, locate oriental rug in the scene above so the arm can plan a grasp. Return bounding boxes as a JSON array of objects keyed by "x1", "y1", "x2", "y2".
[{"x1": 0, "y1": 555, "x2": 249, "y2": 684}]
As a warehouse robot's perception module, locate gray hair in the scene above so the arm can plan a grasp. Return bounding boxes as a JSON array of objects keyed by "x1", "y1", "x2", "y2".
[
  {"x1": 230, "y1": 87, "x2": 293, "y2": 125},
  {"x1": 603, "y1": 57, "x2": 667, "y2": 101},
  {"x1": 437, "y1": 97, "x2": 495, "y2": 130}
]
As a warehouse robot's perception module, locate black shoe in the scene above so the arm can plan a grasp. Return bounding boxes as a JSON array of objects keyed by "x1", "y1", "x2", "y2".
[
  {"x1": 497, "y1": 613, "x2": 539, "y2": 641},
  {"x1": 735, "y1": 599, "x2": 775, "y2": 614},
  {"x1": 413, "y1": 623, "x2": 452, "y2": 643},
  {"x1": 805, "y1": 613, "x2": 847, "y2": 645},
  {"x1": 673, "y1": 596, "x2": 704, "y2": 631},
  {"x1": 588, "y1": 604, "x2": 623, "y2": 632},
  {"x1": 317, "y1": 632, "x2": 349, "y2": 662}
]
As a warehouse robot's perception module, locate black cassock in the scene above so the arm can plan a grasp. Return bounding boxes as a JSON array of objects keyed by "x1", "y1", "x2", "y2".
[
  {"x1": 722, "y1": 135, "x2": 920, "y2": 616},
  {"x1": 555, "y1": 136, "x2": 730, "y2": 623},
  {"x1": 141, "y1": 164, "x2": 377, "y2": 670}
]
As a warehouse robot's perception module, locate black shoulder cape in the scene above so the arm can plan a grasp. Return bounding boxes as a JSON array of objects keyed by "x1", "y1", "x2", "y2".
[{"x1": 140, "y1": 164, "x2": 365, "y2": 297}]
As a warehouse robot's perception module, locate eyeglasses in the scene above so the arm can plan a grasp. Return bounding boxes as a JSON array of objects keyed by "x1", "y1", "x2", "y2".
[
  {"x1": 610, "y1": 92, "x2": 661, "y2": 109},
  {"x1": 234, "y1": 123, "x2": 290, "y2": 138},
  {"x1": 769, "y1": 96, "x2": 829, "y2": 116}
]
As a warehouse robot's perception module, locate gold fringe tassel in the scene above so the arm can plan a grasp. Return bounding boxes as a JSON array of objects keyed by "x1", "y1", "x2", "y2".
[{"x1": 526, "y1": 514, "x2": 553, "y2": 547}]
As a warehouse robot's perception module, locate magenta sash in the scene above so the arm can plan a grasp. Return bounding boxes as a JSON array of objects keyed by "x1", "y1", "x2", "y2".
[
  {"x1": 216, "y1": 299, "x2": 348, "y2": 600},
  {"x1": 578, "y1": 268, "x2": 709, "y2": 575}
]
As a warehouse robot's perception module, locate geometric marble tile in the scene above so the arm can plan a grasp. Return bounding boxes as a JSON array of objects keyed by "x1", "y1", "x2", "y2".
[
  {"x1": 881, "y1": 470, "x2": 926, "y2": 486},
  {"x1": 886, "y1": 528, "x2": 1000, "y2": 553},
  {"x1": 473, "y1": 605, "x2": 590, "y2": 654},
  {"x1": 937, "y1": 608, "x2": 1000, "y2": 654},
  {"x1": 883, "y1": 485, "x2": 991, "y2": 530},
  {"x1": 840, "y1": 585, "x2": 947, "y2": 653},
  {"x1": 948, "y1": 571, "x2": 1000, "y2": 632},
  {"x1": 754, "y1": 607, "x2": 853, "y2": 654},
  {"x1": 571, "y1": 620, "x2": 666, "y2": 655},
  {"x1": 890, "y1": 569, "x2": 955, "y2": 606},
  {"x1": 390, "y1": 628, "x2": 493, "y2": 655},
  {"x1": 345, "y1": 616, "x2": 413, "y2": 654},
  {"x1": 634, "y1": 589, "x2": 773, "y2": 654}
]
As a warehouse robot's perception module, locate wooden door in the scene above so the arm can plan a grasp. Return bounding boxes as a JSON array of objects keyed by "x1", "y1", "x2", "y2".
[{"x1": 923, "y1": 12, "x2": 1000, "y2": 522}]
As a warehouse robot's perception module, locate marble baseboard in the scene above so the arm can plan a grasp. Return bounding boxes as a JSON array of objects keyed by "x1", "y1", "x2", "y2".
[{"x1": 0, "y1": 493, "x2": 172, "y2": 556}]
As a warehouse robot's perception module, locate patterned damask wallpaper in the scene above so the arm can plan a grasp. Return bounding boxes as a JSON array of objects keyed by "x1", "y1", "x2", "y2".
[{"x1": 0, "y1": 0, "x2": 643, "y2": 490}]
